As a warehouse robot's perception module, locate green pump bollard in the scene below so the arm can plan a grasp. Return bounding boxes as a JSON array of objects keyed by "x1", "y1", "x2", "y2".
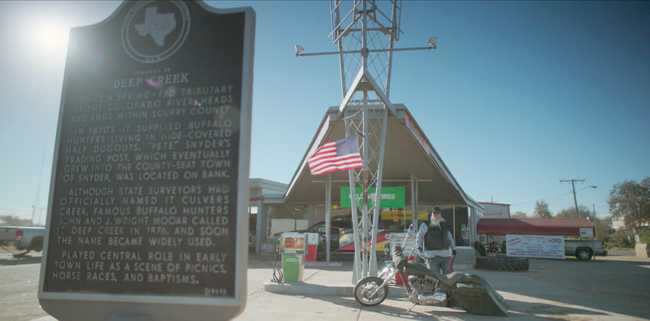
[
  {"x1": 282, "y1": 253, "x2": 304, "y2": 282},
  {"x1": 281, "y1": 232, "x2": 305, "y2": 282}
]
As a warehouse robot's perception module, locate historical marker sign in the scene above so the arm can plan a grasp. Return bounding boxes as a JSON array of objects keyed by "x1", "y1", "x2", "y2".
[{"x1": 38, "y1": 1, "x2": 254, "y2": 320}]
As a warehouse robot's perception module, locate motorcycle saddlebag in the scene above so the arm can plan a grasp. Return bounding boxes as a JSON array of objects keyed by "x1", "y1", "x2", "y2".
[{"x1": 450, "y1": 274, "x2": 508, "y2": 316}]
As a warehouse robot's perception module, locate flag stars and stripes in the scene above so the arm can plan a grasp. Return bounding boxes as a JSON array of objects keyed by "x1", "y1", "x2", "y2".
[{"x1": 308, "y1": 136, "x2": 363, "y2": 176}]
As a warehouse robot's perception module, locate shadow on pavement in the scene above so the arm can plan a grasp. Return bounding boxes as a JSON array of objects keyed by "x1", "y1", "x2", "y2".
[
  {"x1": 506, "y1": 299, "x2": 605, "y2": 317},
  {"x1": 247, "y1": 256, "x2": 275, "y2": 269},
  {"x1": 0, "y1": 255, "x2": 43, "y2": 266},
  {"x1": 486, "y1": 259, "x2": 650, "y2": 320},
  {"x1": 306, "y1": 295, "x2": 434, "y2": 320},
  {"x1": 269, "y1": 282, "x2": 605, "y2": 320}
]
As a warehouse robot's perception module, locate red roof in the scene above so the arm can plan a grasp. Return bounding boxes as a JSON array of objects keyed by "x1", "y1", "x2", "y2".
[{"x1": 477, "y1": 218, "x2": 594, "y2": 236}]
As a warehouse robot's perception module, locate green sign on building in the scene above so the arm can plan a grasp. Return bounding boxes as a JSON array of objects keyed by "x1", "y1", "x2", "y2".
[{"x1": 340, "y1": 186, "x2": 406, "y2": 209}]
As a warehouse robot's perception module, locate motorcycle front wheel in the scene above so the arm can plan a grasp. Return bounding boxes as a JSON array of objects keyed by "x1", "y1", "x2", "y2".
[{"x1": 354, "y1": 276, "x2": 388, "y2": 306}]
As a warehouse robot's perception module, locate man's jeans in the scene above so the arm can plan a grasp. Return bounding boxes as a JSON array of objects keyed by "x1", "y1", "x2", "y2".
[{"x1": 424, "y1": 256, "x2": 449, "y2": 277}]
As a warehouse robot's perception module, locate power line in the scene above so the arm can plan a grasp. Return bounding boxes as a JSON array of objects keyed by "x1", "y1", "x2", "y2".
[
  {"x1": 509, "y1": 183, "x2": 601, "y2": 208},
  {"x1": 560, "y1": 178, "x2": 592, "y2": 218},
  {"x1": 509, "y1": 191, "x2": 573, "y2": 207}
]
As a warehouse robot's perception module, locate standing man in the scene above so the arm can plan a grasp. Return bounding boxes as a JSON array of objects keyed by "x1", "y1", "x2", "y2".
[{"x1": 416, "y1": 207, "x2": 456, "y2": 276}]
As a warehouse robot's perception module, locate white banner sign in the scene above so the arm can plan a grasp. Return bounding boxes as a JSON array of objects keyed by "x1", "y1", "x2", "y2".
[{"x1": 506, "y1": 234, "x2": 565, "y2": 259}]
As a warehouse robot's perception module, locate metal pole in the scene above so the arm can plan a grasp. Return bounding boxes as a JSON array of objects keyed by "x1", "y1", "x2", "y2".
[
  {"x1": 592, "y1": 203, "x2": 597, "y2": 237},
  {"x1": 361, "y1": 0, "x2": 368, "y2": 72},
  {"x1": 571, "y1": 180, "x2": 579, "y2": 217},
  {"x1": 414, "y1": 179, "x2": 419, "y2": 227},
  {"x1": 384, "y1": 0, "x2": 398, "y2": 98},
  {"x1": 296, "y1": 0, "x2": 437, "y2": 284},
  {"x1": 452, "y1": 205, "x2": 456, "y2": 241},
  {"x1": 347, "y1": 127, "x2": 362, "y2": 282},
  {"x1": 255, "y1": 201, "x2": 264, "y2": 254},
  {"x1": 410, "y1": 174, "x2": 416, "y2": 228},
  {"x1": 325, "y1": 175, "x2": 332, "y2": 262},
  {"x1": 466, "y1": 205, "x2": 470, "y2": 244},
  {"x1": 361, "y1": 97, "x2": 369, "y2": 277},
  {"x1": 348, "y1": 170, "x2": 361, "y2": 282},
  {"x1": 592, "y1": 203, "x2": 596, "y2": 218},
  {"x1": 369, "y1": 107, "x2": 389, "y2": 275},
  {"x1": 360, "y1": 0, "x2": 370, "y2": 278},
  {"x1": 468, "y1": 206, "x2": 474, "y2": 243},
  {"x1": 561, "y1": 179, "x2": 585, "y2": 218},
  {"x1": 334, "y1": 0, "x2": 347, "y2": 97},
  {"x1": 296, "y1": 46, "x2": 434, "y2": 57}
]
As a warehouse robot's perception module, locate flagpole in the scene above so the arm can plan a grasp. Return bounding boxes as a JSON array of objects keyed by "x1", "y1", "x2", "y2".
[
  {"x1": 346, "y1": 147, "x2": 361, "y2": 282},
  {"x1": 297, "y1": 0, "x2": 436, "y2": 283},
  {"x1": 369, "y1": 107, "x2": 388, "y2": 274}
]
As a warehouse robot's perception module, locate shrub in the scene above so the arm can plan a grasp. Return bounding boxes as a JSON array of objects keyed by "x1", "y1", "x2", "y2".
[
  {"x1": 639, "y1": 230, "x2": 650, "y2": 244},
  {"x1": 606, "y1": 229, "x2": 634, "y2": 249}
]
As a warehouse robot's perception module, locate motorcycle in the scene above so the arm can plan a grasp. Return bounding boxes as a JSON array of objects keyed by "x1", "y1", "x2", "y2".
[{"x1": 353, "y1": 226, "x2": 509, "y2": 316}]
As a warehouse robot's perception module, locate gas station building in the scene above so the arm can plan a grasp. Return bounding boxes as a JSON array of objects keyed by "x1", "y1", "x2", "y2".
[{"x1": 250, "y1": 104, "x2": 484, "y2": 254}]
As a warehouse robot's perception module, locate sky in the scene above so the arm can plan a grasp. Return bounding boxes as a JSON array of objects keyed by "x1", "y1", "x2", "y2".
[{"x1": 0, "y1": 1, "x2": 648, "y2": 223}]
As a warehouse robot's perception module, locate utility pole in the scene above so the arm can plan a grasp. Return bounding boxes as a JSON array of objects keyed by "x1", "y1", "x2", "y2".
[
  {"x1": 560, "y1": 179, "x2": 585, "y2": 217},
  {"x1": 592, "y1": 203, "x2": 596, "y2": 218}
]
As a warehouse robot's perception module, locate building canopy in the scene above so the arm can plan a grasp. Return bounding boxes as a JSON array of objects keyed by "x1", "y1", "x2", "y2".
[{"x1": 283, "y1": 104, "x2": 480, "y2": 209}]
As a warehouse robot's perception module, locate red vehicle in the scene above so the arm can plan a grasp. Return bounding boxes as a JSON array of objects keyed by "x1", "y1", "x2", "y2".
[
  {"x1": 337, "y1": 228, "x2": 390, "y2": 253},
  {"x1": 273, "y1": 217, "x2": 390, "y2": 254}
]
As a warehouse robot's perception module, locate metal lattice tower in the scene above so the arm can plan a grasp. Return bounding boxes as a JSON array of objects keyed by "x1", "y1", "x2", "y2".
[{"x1": 297, "y1": 0, "x2": 436, "y2": 281}]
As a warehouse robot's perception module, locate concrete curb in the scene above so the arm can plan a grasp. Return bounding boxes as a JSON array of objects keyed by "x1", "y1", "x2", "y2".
[
  {"x1": 30, "y1": 317, "x2": 56, "y2": 321},
  {"x1": 264, "y1": 281, "x2": 353, "y2": 297},
  {"x1": 304, "y1": 261, "x2": 344, "y2": 268},
  {"x1": 264, "y1": 281, "x2": 412, "y2": 299}
]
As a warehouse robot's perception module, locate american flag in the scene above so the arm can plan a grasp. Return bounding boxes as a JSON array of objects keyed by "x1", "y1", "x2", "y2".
[{"x1": 308, "y1": 136, "x2": 363, "y2": 176}]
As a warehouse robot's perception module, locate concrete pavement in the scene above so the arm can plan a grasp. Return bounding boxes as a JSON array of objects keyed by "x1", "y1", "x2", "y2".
[
  {"x1": 2, "y1": 252, "x2": 648, "y2": 321},
  {"x1": 248, "y1": 259, "x2": 650, "y2": 321}
]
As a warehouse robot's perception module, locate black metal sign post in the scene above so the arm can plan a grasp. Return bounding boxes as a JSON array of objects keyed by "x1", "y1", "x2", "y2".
[{"x1": 38, "y1": 1, "x2": 254, "y2": 320}]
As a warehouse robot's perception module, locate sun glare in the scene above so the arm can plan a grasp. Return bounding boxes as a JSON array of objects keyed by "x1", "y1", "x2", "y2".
[{"x1": 33, "y1": 21, "x2": 69, "y2": 51}]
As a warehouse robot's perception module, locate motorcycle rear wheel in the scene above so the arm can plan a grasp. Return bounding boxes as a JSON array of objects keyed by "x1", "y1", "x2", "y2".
[{"x1": 354, "y1": 276, "x2": 388, "y2": 306}]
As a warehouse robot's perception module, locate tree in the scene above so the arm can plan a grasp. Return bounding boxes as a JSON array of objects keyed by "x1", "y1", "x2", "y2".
[
  {"x1": 592, "y1": 217, "x2": 613, "y2": 241},
  {"x1": 607, "y1": 228, "x2": 635, "y2": 248},
  {"x1": 533, "y1": 200, "x2": 552, "y2": 218},
  {"x1": 608, "y1": 177, "x2": 650, "y2": 232},
  {"x1": 555, "y1": 205, "x2": 593, "y2": 219},
  {"x1": 555, "y1": 207, "x2": 611, "y2": 241},
  {"x1": 511, "y1": 211, "x2": 527, "y2": 218}
]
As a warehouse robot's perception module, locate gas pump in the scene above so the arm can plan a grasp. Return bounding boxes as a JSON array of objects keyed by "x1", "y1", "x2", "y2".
[{"x1": 280, "y1": 232, "x2": 306, "y2": 282}]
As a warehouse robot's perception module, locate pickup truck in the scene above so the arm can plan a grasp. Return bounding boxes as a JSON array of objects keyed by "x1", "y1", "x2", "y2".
[
  {"x1": 0, "y1": 226, "x2": 47, "y2": 254},
  {"x1": 565, "y1": 239, "x2": 607, "y2": 261}
]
